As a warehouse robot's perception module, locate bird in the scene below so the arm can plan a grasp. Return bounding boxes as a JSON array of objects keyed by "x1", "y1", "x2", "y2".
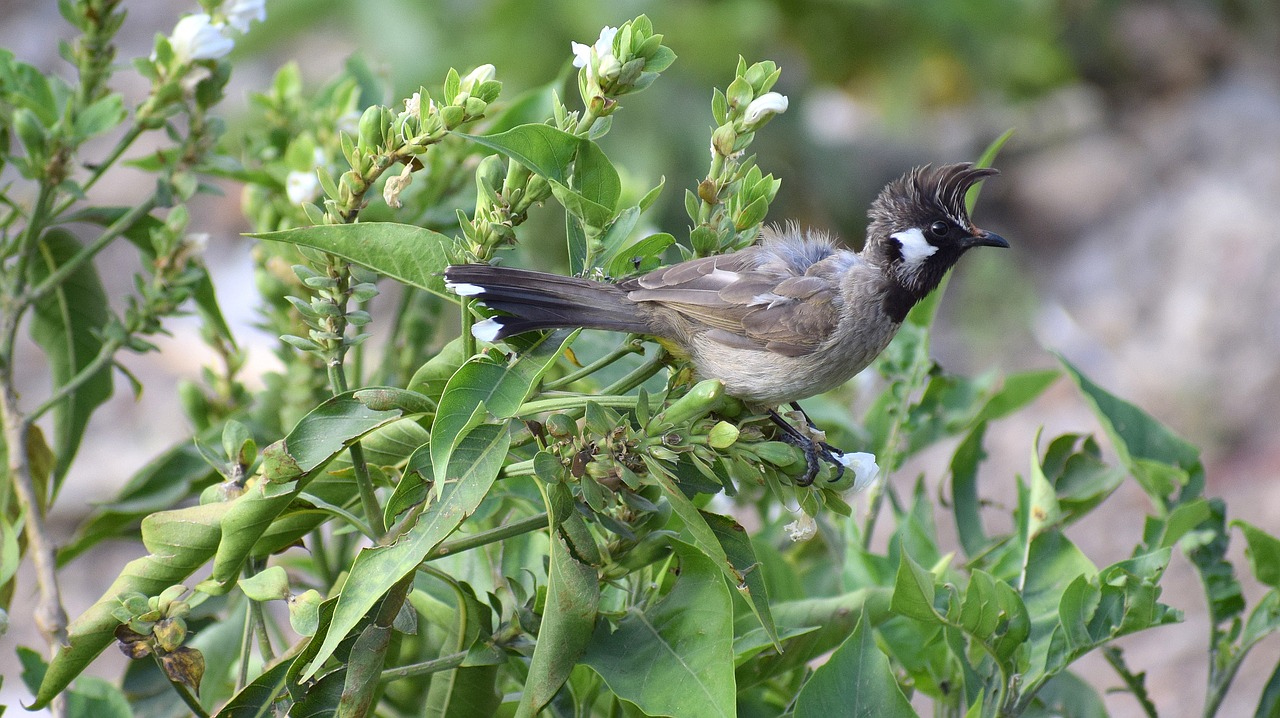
[{"x1": 445, "y1": 162, "x2": 1007, "y2": 484}]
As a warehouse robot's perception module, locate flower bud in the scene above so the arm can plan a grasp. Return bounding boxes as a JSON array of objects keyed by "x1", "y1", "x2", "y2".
[{"x1": 460, "y1": 63, "x2": 496, "y2": 93}]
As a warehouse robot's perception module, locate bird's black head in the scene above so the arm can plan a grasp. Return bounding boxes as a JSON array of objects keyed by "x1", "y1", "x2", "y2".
[{"x1": 865, "y1": 163, "x2": 1007, "y2": 314}]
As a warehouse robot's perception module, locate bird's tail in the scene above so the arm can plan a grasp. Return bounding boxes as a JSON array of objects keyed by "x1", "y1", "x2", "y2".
[{"x1": 444, "y1": 265, "x2": 650, "y2": 341}]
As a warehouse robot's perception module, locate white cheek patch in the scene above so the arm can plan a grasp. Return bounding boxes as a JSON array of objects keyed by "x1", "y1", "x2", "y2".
[{"x1": 891, "y1": 227, "x2": 938, "y2": 266}]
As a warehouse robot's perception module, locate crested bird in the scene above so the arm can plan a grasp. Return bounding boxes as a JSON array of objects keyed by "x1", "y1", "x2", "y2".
[{"x1": 445, "y1": 163, "x2": 1007, "y2": 484}]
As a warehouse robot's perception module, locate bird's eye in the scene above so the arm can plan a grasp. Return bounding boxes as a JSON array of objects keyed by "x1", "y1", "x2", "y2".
[{"x1": 928, "y1": 221, "x2": 949, "y2": 238}]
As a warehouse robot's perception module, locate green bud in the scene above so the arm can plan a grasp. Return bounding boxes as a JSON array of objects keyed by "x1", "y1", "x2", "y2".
[
  {"x1": 439, "y1": 105, "x2": 465, "y2": 129},
  {"x1": 649, "y1": 379, "x2": 724, "y2": 435},
  {"x1": 725, "y1": 76, "x2": 752, "y2": 110},
  {"x1": 356, "y1": 105, "x2": 385, "y2": 150},
  {"x1": 711, "y1": 124, "x2": 736, "y2": 157},
  {"x1": 707, "y1": 421, "x2": 740, "y2": 449},
  {"x1": 463, "y1": 96, "x2": 487, "y2": 119}
]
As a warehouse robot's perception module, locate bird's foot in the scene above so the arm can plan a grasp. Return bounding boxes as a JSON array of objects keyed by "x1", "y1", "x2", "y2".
[{"x1": 768, "y1": 407, "x2": 848, "y2": 486}]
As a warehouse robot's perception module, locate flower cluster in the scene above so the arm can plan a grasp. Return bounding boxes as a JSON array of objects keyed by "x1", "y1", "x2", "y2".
[{"x1": 571, "y1": 16, "x2": 676, "y2": 119}]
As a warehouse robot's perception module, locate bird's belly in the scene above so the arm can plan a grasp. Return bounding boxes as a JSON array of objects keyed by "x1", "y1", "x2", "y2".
[{"x1": 687, "y1": 323, "x2": 898, "y2": 406}]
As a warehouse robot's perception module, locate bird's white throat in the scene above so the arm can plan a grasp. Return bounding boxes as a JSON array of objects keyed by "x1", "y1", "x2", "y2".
[{"x1": 891, "y1": 227, "x2": 938, "y2": 266}]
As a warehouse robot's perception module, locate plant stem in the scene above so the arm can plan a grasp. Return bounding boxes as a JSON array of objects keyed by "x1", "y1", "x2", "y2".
[
  {"x1": 23, "y1": 195, "x2": 159, "y2": 306},
  {"x1": 30, "y1": 335, "x2": 123, "y2": 421},
  {"x1": 544, "y1": 336, "x2": 643, "y2": 391},
  {"x1": 51, "y1": 125, "x2": 145, "y2": 217},
  {"x1": 600, "y1": 347, "x2": 667, "y2": 395},
  {"x1": 422, "y1": 512, "x2": 550, "y2": 562},
  {"x1": 326, "y1": 342, "x2": 385, "y2": 537},
  {"x1": 379, "y1": 650, "x2": 468, "y2": 683},
  {"x1": 516, "y1": 394, "x2": 640, "y2": 417}
]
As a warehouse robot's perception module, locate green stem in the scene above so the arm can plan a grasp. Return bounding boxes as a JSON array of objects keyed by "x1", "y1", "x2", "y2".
[
  {"x1": 861, "y1": 345, "x2": 931, "y2": 550},
  {"x1": 51, "y1": 125, "x2": 145, "y2": 218},
  {"x1": 544, "y1": 335, "x2": 643, "y2": 391},
  {"x1": 516, "y1": 394, "x2": 640, "y2": 417},
  {"x1": 325, "y1": 331, "x2": 386, "y2": 536},
  {"x1": 600, "y1": 347, "x2": 667, "y2": 395},
  {"x1": 29, "y1": 335, "x2": 123, "y2": 421},
  {"x1": 11, "y1": 182, "x2": 55, "y2": 294},
  {"x1": 461, "y1": 297, "x2": 477, "y2": 357},
  {"x1": 23, "y1": 195, "x2": 159, "y2": 306},
  {"x1": 379, "y1": 650, "x2": 468, "y2": 683},
  {"x1": 237, "y1": 598, "x2": 254, "y2": 690},
  {"x1": 422, "y1": 512, "x2": 550, "y2": 562}
]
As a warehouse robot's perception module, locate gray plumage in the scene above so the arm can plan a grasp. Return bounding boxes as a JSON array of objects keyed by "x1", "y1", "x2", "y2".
[{"x1": 445, "y1": 162, "x2": 1006, "y2": 407}]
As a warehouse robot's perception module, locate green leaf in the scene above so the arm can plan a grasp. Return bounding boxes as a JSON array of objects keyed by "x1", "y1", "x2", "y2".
[
  {"x1": 253, "y1": 222, "x2": 455, "y2": 298},
  {"x1": 736, "y1": 588, "x2": 893, "y2": 691},
  {"x1": 515, "y1": 530, "x2": 599, "y2": 718},
  {"x1": 430, "y1": 331, "x2": 572, "y2": 489},
  {"x1": 583, "y1": 542, "x2": 735, "y2": 718},
  {"x1": 892, "y1": 550, "x2": 941, "y2": 623},
  {"x1": 455, "y1": 124, "x2": 576, "y2": 181},
  {"x1": 59, "y1": 441, "x2": 214, "y2": 564},
  {"x1": 794, "y1": 613, "x2": 918, "y2": 718},
  {"x1": 1235, "y1": 520, "x2": 1280, "y2": 588},
  {"x1": 299, "y1": 423, "x2": 509, "y2": 681},
  {"x1": 605, "y1": 231, "x2": 675, "y2": 278},
  {"x1": 703, "y1": 511, "x2": 778, "y2": 647},
  {"x1": 72, "y1": 93, "x2": 126, "y2": 140},
  {"x1": 238, "y1": 566, "x2": 290, "y2": 602},
  {"x1": 1060, "y1": 356, "x2": 1202, "y2": 510},
  {"x1": 1027, "y1": 670, "x2": 1108, "y2": 718},
  {"x1": 950, "y1": 423, "x2": 988, "y2": 558},
  {"x1": 1255, "y1": 657, "x2": 1280, "y2": 718},
  {"x1": 34, "y1": 391, "x2": 408, "y2": 708},
  {"x1": 1028, "y1": 431, "x2": 1063, "y2": 538},
  {"x1": 212, "y1": 657, "x2": 292, "y2": 717},
  {"x1": 975, "y1": 368, "x2": 1059, "y2": 422},
  {"x1": 29, "y1": 229, "x2": 113, "y2": 485}
]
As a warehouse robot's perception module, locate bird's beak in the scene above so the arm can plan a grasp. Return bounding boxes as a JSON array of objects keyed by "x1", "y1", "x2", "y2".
[{"x1": 966, "y1": 229, "x2": 1009, "y2": 249}]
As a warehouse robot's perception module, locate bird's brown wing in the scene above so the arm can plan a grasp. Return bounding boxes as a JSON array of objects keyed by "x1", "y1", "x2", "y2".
[{"x1": 620, "y1": 242, "x2": 847, "y2": 357}]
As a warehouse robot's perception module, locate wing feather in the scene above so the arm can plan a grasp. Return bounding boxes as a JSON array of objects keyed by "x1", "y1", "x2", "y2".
[{"x1": 619, "y1": 228, "x2": 855, "y2": 355}]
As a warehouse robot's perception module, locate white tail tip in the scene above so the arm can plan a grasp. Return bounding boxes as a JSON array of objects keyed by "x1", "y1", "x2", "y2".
[
  {"x1": 471, "y1": 318, "x2": 503, "y2": 343},
  {"x1": 445, "y1": 280, "x2": 485, "y2": 296}
]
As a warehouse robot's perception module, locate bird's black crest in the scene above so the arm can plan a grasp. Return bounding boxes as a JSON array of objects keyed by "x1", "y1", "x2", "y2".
[{"x1": 909, "y1": 163, "x2": 998, "y2": 228}]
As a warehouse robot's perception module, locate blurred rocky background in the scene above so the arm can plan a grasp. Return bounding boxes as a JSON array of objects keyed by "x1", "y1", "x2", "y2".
[{"x1": 3, "y1": 0, "x2": 1279, "y2": 715}]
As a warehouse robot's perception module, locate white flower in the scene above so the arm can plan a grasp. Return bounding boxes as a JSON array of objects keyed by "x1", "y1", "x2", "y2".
[
  {"x1": 224, "y1": 0, "x2": 266, "y2": 34},
  {"x1": 404, "y1": 92, "x2": 421, "y2": 119},
  {"x1": 743, "y1": 92, "x2": 789, "y2": 128},
  {"x1": 571, "y1": 25, "x2": 618, "y2": 73},
  {"x1": 784, "y1": 514, "x2": 818, "y2": 542},
  {"x1": 285, "y1": 170, "x2": 320, "y2": 205},
  {"x1": 460, "y1": 64, "x2": 496, "y2": 92},
  {"x1": 168, "y1": 14, "x2": 234, "y2": 64},
  {"x1": 835, "y1": 451, "x2": 880, "y2": 493}
]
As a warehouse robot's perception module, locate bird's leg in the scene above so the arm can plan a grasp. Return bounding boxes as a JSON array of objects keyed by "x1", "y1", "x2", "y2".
[{"x1": 767, "y1": 405, "x2": 846, "y2": 486}]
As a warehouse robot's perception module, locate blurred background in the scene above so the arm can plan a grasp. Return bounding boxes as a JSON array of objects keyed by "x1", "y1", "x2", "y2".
[{"x1": 3, "y1": 0, "x2": 1279, "y2": 715}]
